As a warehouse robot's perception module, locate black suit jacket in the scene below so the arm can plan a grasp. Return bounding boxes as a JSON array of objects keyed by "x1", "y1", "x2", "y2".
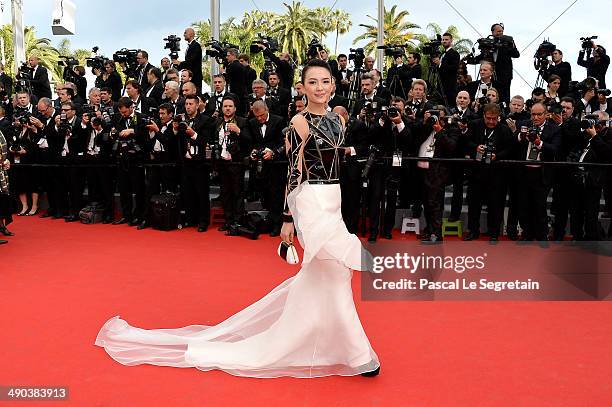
[
  {"x1": 334, "y1": 68, "x2": 353, "y2": 97},
  {"x1": 145, "y1": 81, "x2": 164, "y2": 107},
  {"x1": 30, "y1": 65, "x2": 52, "y2": 99},
  {"x1": 494, "y1": 36, "x2": 520, "y2": 82},
  {"x1": 214, "y1": 116, "x2": 252, "y2": 162},
  {"x1": 177, "y1": 113, "x2": 215, "y2": 162},
  {"x1": 0, "y1": 73, "x2": 13, "y2": 98},
  {"x1": 344, "y1": 118, "x2": 370, "y2": 159},
  {"x1": 577, "y1": 128, "x2": 612, "y2": 187},
  {"x1": 515, "y1": 121, "x2": 561, "y2": 185},
  {"x1": 135, "y1": 62, "x2": 154, "y2": 93},
  {"x1": 248, "y1": 113, "x2": 285, "y2": 153},
  {"x1": 225, "y1": 60, "x2": 247, "y2": 99},
  {"x1": 263, "y1": 49, "x2": 295, "y2": 90},
  {"x1": 385, "y1": 64, "x2": 412, "y2": 99},
  {"x1": 543, "y1": 61, "x2": 572, "y2": 97},
  {"x1": 464, "y1": 80, "x2": 501, "y2": 102},
  {"x1": 178, "y1": 40, "x2": 203, "y2": 90},
  {"x1": 95, "y1": 71, "x2": 123, "y2": 102},
  {"x1": 466, "y1": 119, "x2": 515, "y2": 160},
  {"x1": 439, "y1": 48, "x2": 460, "y2": 93},
  {"x1": 328, "y1": 94, "x2": 349, "y2": 110}
]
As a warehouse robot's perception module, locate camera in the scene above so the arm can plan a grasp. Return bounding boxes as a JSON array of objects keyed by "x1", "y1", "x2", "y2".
[
  {"x1": 250, "y1": 34, "x2": 279, "y2": 54},
  {"x1": 173, "y1": 113, "x2": 188, "y2": 132},
  {"x1": 361, "y1": 145, "x2": 380, "y2": 179},
  {"x1": 306, "y1": 38, "x2": 324, "y2": 59},
  {"x1": 387, "y1": 106, "x2": 400, "y2": 118},
  {"x1": 251, "y1": 148, "x2": 266, "y2": 174},
  {"x1": 205, "y1": 39, "x2": 238, "y2": 66},
  {"x1": 425, "y1": 109, "x2": 441, "y2": 125},
  {"x1": 349, "y1": 48, "x2": 365, "y2": 69},
  {"x1": 474, "y1": 35, "x2": 514, "y2": 62},
  {"x1": 598, "y1": 89, "x2": 612, "y2": 97},
  {"x1": 362, "y1": 101, "x2": 382, "y2": 120},
  {"x1": 422, "y1": 35, "x2": 442, "y2": 56},
  {"x1": 14, "y1": 110, "x2": 32, "y2": 126},
  {"x1": 209, "y1": 141, "x2": 222, "y2": 160},
  {"x1": 58, "y1": 55, "x2": 80, "y2": 82},
  {"x1": 86, "y1": 55, "x2": 107, "y2": 73},
  {"x1": 164, "y1": 34, "x2": 181, "y2": 59},
  {"x1": 113, "y1": 48, "x2": 139, "y2": 78},
  {"x1": 533, "y1": 40, "x2": 556, "y2": 72},
  {"x1": 580, "y1": 114, "x2": 600, "y2": 131},
  {"x1": 548, "y1": 102, "x2": 563, "y2": 115},
  {"x1": 580, "y1": 35, "x2": 598, "y2": 50},
  {"x1": 57, "y1": 113, "x2": 72, "y2": 136},
  {"x1": 476, "y1": 140, "x2": 496, "y2": 164},
  {"x1": 377, "y1": 44, "x2": 408, "y2": 58},
  {"x1": 521, "y1": 125, "x2": 540, "y2": 142}
]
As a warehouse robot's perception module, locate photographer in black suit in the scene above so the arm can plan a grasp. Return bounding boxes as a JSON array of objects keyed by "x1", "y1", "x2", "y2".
[
  {"x1": 385, "y1": 54, "x2": 411, "y2": 100},
  {"x1": 111, "y1": 97, "x2": 147, "y2": 226},
  {"x1": 334, "y1": 54, "x2": 352, "y2": 98},
  {"x1": 214, "y1": 95, "x2": 252, "y2": 231},
  {"x1": 145, "y1": 67, "x2": 164, "y2": 107},
  {"x1": 0, "y1": 63, "x2": 13, "y2": 99},
  {"x1": 239, "y1": 54, "x2": 258, "y2": 92},
  {"x1": 94, "y1": 60, "x2": 123, "y2": 102},
  {"x1": 578, "y1": 40, "x2": 610, "y2": 89},
  {"x1": 134, "y1": 51, "x2": 154, "y2": 93},
  {"x1": 463, "y1": 104, "x2": 516, "y2": 242},
  {"x1": 431, "y1": 33, "x2": 460, "y2": 107},
  {"x1": 260, "y1": 46, "x2": 295, "y2": 91},
  {"x1": 27, "y1": 55, "x2": 52, "y2": 99},
  {"x1": 334, "y1": 106, "x2": 369, "y2": 234},
  {"x1": 569, "y1": 110, "x2": 612, "y2": 240},
  {"x1": 542, "y1": 49, "x2": 572, "y2": 97},
  {"x1": 224, "y1": 49, "x2": 248, "y2": 114},
  {"x1": 464, "y1": 61, "x2": 500, "y2": 103},
  {"x1": 515, "y1": 102, "x2": 561, "y2": 241},
  {"x1": 173, "y1": 27, "x2": 203, "y2": 93},
  {"x1": 176, "y1": 95, "x2": 215, "y2": 232},
  {"x1": 266, "y1": 72, "x2": 291, "y2": 120},
  {"x1": 125, "y1": 80, "x2": 153, "y2": 115},
  {"x1": 490, "y1": 23, "x2": 520, "y2": 103},
  {"x1": 328, "y1": 80, "x2": 349, "y2": 110},
  {"x1": 248, "y1": 100, "x2": 286, "y2": 236},
  {"x1": 353, "y1": 72, "x2": 387, "y2": 119}
]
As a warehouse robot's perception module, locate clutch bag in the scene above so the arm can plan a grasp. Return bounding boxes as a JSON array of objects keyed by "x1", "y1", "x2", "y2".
[{"x1": 277, "y1": 241, "x2": 299, "y2": 265}]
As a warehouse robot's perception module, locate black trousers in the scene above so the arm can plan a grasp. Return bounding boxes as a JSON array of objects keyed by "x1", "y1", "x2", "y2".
[
  {"x1": 252, "y1": 160, "x2": 286, "y2": 230},
  {"x1": 517, "y1": 167, "x2": 550, "y2": 240},
  {"x1": 551, "y1": 168, "x2": 573, "y2": 239},
  {"x1": 117, "y1": 159, "x2": 145, "y2": 221},
  {"x1": 38, "y1": 150, "x2": 58, "y2": 214},
  {"x1": 466, "y1": 170, "x2": 506, "y2": 237},
  {"x1": 506, "y1": 169, "x2": 521, "y2": 236},
  {"x1": 340, "y1": 160, "x2": 363, "y2": 233},
  {"x1": 86, "y1": 157, "x2": 115, "y2": 219},
  {"x1": 423, "y1": 164, "x2": 450, "y2": 238},
  {"x1": 367, "y1": 164, "x2": 400, "y2": 235},
  {"x1": 450, "y1": 164, "x2": 465, "y2": 218},
  {"x1": 570, "y1": 182, "x2": 603, "y2": 240},
  {"x1": 181, "y1": 161, "x2": 210, "y2": 228},
  {"x1": 218, "y1": 162, "x2": 245, "y2": 226}
]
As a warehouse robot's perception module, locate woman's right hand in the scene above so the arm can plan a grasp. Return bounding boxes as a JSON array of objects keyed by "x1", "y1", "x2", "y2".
[{"x1": 280, "y1": 222, "x2": 294, "y2": 244}]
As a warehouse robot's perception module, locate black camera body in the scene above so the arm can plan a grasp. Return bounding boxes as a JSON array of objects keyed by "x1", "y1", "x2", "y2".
[
  {"x1": 86, "y1": 55, "x2": 107, "y2": 73},
  {"x1": 250, "y1": 34, "x2": 279, "y2": 54},
  {"x1": 349, "y1": 48, "x2": 365, "y2": 69},
  {"x1": 164, "y1": 35, "x2": 181, "y2": 59},
  {"x1": 580, "y1": 114, "x2": 600, "y2": 131},
  {"x1": 14, "y1": 109, "x2": 32, "y2": 126},
  {"x1": 361, "y1": 144, "x2": 381, "y2": 179},
  {"x1": 251, "y1": 148, "x2": 266, "y2": 174},
  {"x1": 173, "y1": 113, "x2": 188, "y2": 133},
  {"x1": 377, "y1": 44, "x2": 408, "y2": 58},
  {"x1": 477, "y1": 140, "x2": 496, "y2": 164},
  {"x1": 205, "y1": 39, "x2": 238, "y2": 66},
  {"x1": 422, "y1": 35, "x2": 442, "y2": 56},
  {"x1": 425, "y1": 109, "x2": 442, "y2": 125},
  {"x1": 580, "y1": 35, "x2": 598, "y2": 50},
  {"x1": 113, "y1": 48, "x2": 139, "y2": 78},
  {"x1": 307, "y1": 38, "x2": 324, "y2": 59}
]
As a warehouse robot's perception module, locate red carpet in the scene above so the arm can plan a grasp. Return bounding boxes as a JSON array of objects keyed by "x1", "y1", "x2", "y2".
[{"x1": 1, "y1": 217, "x2": 611, "y2": 406}]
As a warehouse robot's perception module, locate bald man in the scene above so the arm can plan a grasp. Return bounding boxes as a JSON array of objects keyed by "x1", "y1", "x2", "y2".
[
  {"x1": 27, "y1": 55, "x2": 52, "y2": 99},
  {"x1": 174, "y1": 27, "x2": 203, "y2": 92}
]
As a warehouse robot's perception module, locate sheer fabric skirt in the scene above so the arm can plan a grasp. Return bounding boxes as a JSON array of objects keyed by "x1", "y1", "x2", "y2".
[{"x1": 95, "y1": 182, "x2": 379, "y2": 378}]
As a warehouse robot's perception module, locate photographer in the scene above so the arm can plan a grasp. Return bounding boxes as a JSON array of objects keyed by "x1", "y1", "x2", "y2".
[
  {"x1": 489, "y1": 23, "x2": 520, "y2": 103},
  {"x1": 100, "y1": 87, "x2": 117, "y2": 114},
  {"x1": 52, "y1": 101, "x2": 86, "y2": 222},
  {"x1": 27, "y1": 55, "x2": 52, "y2": 99},
  {"x1": 333, "y1": 105, "x2": 369, "y2": 234},
  {"x1": 0, "y1": 62, "x2": 13, "y2": 99},
  {"x1": 239, "y1": 54, "x2": 258, "y2": 92},
  {"x1": 95, "y1": 61, "x2": 123, "y2": 102},
  {"x1": 163, "y1": 81, "x2": 185, "y2": 115},
  {"x1": 464, "y1": 103, "x2": 515, "y2": 242},
  {"x1": 328, "y1": 79, "x2": 349, "y2": 110},
  {"x1": 432, "y1": 32, "x2": 460, "y2": 107},
  {"x1": 550, "y1": 97, "x2": 582, "y2": 240},
  {"x1": 414, "y1": 107, "x2": 460, "y2": 243},
  {"x1": 176, "y1": 95, "x2": 215, "y2": 232},
  {"x1": 111, "y1": 97, "x2": 147, "y2": 226},
  {"x1": 473, "y1": 87, "x2": 501, "y2": 116},
  {"x1": 260, "y1": 45, "x2": 294, "y2": 91},
  {"x1": 542, "y1": 49, "x2": 572, "y2": 97},
  {"x1": 134, "y1": 51, "x2": 154, "y2": 93},
  {"x1": 125, "y1": 80, "x2": 153, "y2": 115},
  {"x1": 545, "y1": 75, "x2": 562, "y2": 103},
  {"x1": 173, "y1": 27, "x2": 203, "y2": 93},
  {"x1": 464, "y1": 61, "x2": 500, "y2": 103},
  {"x1": 578, "y1": 39, "x2": 610, "y2": 89},
  {"x1": 353, "y1": 72, "x2": 386, "y2": 119},
  {"x1": 250, "y1": 79, "x2": 284, "y2": 118},
  {"x1": 569, "y1": 110, "x2": 612, "y2": 240},
  {"x1": 365, "y1": 101, "x2": 412, "y2": 242},
  {"x1": 266, "y1": 72, "x2": 291, "y2": 119},
  {"x1": 596, "y1": 89, "x2": 612, "y2": 115},
  {"x1": 0, "y1": 128, "x2": 12, "y2": 243},
  {"x1": 334, "y1": 54, "x2": 352, "y2": 98},
  {"x1": 214, "y1": 95, "x2": 252, "y2": 232},
  {"x1": 81, "y1": 103, "x2": 116, "y2": 224},
  {"x1": 385, "y1": 53, "x2": 411, "y2": 100},
  {"x1": 224, "y1": 48, "x2": 248, "y2": 114},
  {"x1": 145, "y1": 68, "x2": 165, "y2": 107},
  {"x1": 72, "y1": 65, "x2": 87, "y2": 101},
  {"x1": 405, "y1": 79, "x2": 434, "y2": 123},
  {"x1": 247, "y1": 100, "x2": 286, "y2": 236},
  {"x1": 514, "y1": 102, "x2": 561, "y2": 241},
  {"x1": 204, "y1": 74, "x2": 228, "y2": 118}
]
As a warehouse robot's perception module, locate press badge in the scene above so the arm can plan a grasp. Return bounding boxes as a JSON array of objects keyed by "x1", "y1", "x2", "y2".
[{"x1": 392, "y1": 151, "x2": 402, "y2": 167}]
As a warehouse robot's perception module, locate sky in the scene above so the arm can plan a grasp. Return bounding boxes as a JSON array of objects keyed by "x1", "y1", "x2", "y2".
[{"x1": 2, "y1": 0, "x2": 611, "y2": 98}]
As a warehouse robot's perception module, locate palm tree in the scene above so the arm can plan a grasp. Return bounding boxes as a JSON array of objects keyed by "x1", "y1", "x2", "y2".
[
  {"x1": 329, "y1": 9, "x2": 352, "y2": 55},
  {"x1": 270, "y1": 1, "x2": 324, "y2": 63},
  {"x1": 0, "y1": 25, "x2": 59, "y2": 80},
  {"x1": 353, "y1": 5, "x2": 420, "y2": 56},
  {"x1": 415, "y1": 23, "x2": 473, "y2": 56}
]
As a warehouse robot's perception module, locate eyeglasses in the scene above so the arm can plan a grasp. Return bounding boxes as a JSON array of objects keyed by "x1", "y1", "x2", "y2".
[{"x1": 61, "y1": 108, "x2": 72, "y2": 112}]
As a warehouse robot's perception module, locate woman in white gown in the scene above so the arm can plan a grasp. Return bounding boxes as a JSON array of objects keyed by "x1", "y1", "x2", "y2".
[{"x1": 95, "y1": 59, "x2": 380, "y2": 378}]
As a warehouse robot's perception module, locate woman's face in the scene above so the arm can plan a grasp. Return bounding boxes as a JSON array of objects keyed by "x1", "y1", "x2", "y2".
[
  {"x1": 486, "y1": 89, "x2": 499, "y2": 103},
  {"x1": 549, "y1": 80, "x2": 561, "y2": 92},
  {"x1": 303, "y1": 67, "x2": 332, "y2": 105}
]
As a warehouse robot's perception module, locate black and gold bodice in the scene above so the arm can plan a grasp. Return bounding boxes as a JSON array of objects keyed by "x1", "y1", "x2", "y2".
[{"x1": 284, "y1": 111, "x2": 345, "y2": 206}]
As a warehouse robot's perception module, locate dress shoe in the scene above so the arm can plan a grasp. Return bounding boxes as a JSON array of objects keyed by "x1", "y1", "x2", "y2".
[
  {"x1": 64, "y1": 215, "x2": 79, "y2": 222},
  {"x1": 218, "y1": 224, "x2": 229, "y2": 232},
  {"x1": 361, "y1": 366, "x2": 380, "y2": 377},
  {"x1": 137, "y1": 221, "x2": 149, "y2": 230},
  {"x1": 40, "y1": 212, "x2": 54, "y2": 218},
  {"x1": 128, "y1": 218, "x2": 141, "y2": 227},
  {"x1": 463, "y1": 232, "x2": 480, "y2": 241},
  {"x1": 368, "y1": 232, "x2": 378, "y2": 243},
  {"x1": 421, "y1": 234, "x2": 442, "y2": 244},
  {"x1": 0, "y1": 226, "x2": 14, "y2": 236},
  {"x1": 52, "y1": 214, "x2": 64, "y2": 219},
  {"x1": 0, "y1": 239, "x2": 7, "y2": 245},
  {"x1": 112, "y1": 217, "x2": 128, "y2": 225},
  {"x1": 26, "y1": 208, "x2": 39, "y2": 216},
  {"x1": 17, "y1": 210, "x2": 28, "y2": 216},
  {"x1": 381, "y1": 231, "x2": 393, "y2": 240}
]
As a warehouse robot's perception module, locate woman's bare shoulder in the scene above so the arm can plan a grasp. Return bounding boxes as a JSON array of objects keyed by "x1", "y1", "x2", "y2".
[{"x1": 290, "y1": 113, "x2": 309, "y2": 140}]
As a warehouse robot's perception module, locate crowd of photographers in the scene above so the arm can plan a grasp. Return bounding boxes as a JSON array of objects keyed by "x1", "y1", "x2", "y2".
[{"x1": 0, "y1": 23, "x2": 611, "y2": 245}]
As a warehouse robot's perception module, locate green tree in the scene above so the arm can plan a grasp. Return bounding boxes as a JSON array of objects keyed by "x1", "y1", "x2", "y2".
[
  {"x1": 414, "y1": 23, "x2": 473, "y2": 56},
  {"x1": 329, "y1": 9, "x2": 352, "y2": 55},
  {"x1": 0, "y1": 25, "x2": 60, "y2": 82},
  {"x1": 270, "y1": 1, "x2": 324, "y2": 63},
  {"x1": 353, "y1": 5, "x2": 420, "y2": 56}
]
